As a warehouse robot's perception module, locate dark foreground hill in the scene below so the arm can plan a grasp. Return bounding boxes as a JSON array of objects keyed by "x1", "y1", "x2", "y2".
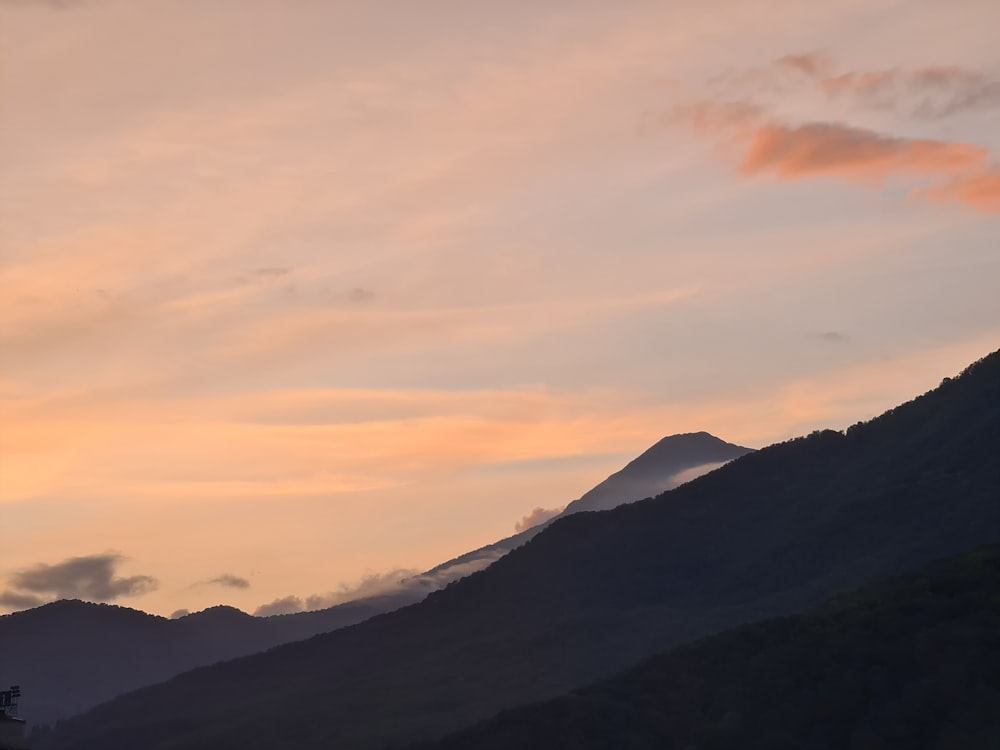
[
  {"x1": 1, "y1": 433, "x2": 742, "y2": 729},
  {"x1": 41, "y1": 349, "x2": 1000, "y2": 750},
  {"x1": 415, "y1": 544, "x2": 1000, "y2": 750}
]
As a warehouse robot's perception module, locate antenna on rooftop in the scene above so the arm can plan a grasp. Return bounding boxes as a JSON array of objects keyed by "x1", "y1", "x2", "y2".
[
  {"x1": 0, "y1": 686, "x2": 20, "y2": 718},
  {"x1": 0, "y1": 684, "x2": 27, "y2": 750}
]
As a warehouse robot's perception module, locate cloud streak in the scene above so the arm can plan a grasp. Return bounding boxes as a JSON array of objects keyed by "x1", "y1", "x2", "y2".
[
  {"x1": 253, "y1": 550, "x2": 513, "y2": 617},
  {"x1": 729, "y1": 53, "x2": 1000, "y2": 120},
  {"x1": 201, "y1": 574, "x2": 251, "y2": 590}
]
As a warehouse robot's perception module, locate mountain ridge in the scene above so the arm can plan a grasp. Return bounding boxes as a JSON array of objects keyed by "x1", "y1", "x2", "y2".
[
  {"x1": 2, "y1": 432, "x2": 746, "y2": 729},
  {"x1": 39, "y1": 347, "x2": 1000, "y2": 750},
  {"x1": 412, "y1": 543, "x2": 1000, "y2": 750}
]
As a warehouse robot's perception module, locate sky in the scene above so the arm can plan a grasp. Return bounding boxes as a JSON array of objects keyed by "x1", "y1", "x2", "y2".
[{"x1": 1, "y1": 0, "x2": 998, "y2": 618}]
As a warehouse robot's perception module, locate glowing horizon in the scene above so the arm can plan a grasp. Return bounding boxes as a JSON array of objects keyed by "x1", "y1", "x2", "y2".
[{"x1": 2, "y1": 0, "x2": 999, "y2": 617}]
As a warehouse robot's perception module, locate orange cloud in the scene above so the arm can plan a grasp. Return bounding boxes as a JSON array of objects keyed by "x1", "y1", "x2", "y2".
[
  {"x1": 673, "y1": 55, "x2": 1000, "y2": 215},
  {"x1": 923, "y1": 169, "x2": 1000, "y2": 214},
  {"x1": 675, "y1": 100, "x2": 1000, "y2": 214},
  {"x1": 738, "y1": 122, "x2": 989, "y2": 183}
]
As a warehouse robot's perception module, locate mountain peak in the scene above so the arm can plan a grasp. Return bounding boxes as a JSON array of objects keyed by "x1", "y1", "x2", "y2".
[{"x1": 560, "y1": 432, "x2": 753, "y2": 515}]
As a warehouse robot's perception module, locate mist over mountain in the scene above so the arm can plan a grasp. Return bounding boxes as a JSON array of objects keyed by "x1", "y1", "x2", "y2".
[
  {"x1": 1, "y1": 432, "x2": 741, "y2": 729},
  {"x1": 559, "y1": 431, "x2": 751, "y2": 514},
  {"x1": 407, "y1": 432, "x2": 752, "y2": 588},
  {"x1": 39, "y1": 348, "x2": 1000, "y2": 750}
]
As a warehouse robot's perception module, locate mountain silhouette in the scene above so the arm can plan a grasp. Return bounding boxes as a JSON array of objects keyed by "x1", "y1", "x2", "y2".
[
  {"x1": 37, "y1": 348, "x2": 1000, "y2": 750},
  {"x1": 413, "y1": 544, "x2": 1000, "y2": 750},
  {"x1": 560, "y1": 431, "x2": 750, "y2": 514},
  {"x1": 0, "y1": 592, "x2": 425, "y2": 729},
  {"x1": 1, "y1": 433, "x2": 744, "y2": 730},
  {"x1": 410, "y1": 432, "x2": 752, "y2": 587}
]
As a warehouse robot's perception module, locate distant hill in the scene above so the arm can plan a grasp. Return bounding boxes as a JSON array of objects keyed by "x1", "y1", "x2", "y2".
[
  {"x1": 1, "y1": 433, "x2": 743, "y2": 730},
  {"x1": 39, "y1": 347, "x2": 1000, "y2": 750},
  {"x1": 0, "y1": 591, "x2": 426, "y2": 729},
  {"x1": 414, "y1": 544, "x2": 1000, "y2": 750}
]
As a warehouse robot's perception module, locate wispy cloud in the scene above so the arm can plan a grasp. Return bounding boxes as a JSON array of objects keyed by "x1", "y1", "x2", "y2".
[
  {"x1": 668, "y1": 461, "x2": 731, "y2": 487},
  {"x1": 252, "y1": 548, "x2": 516, "y2": 617},
  {"x1": 200, "y1": 574, "x2": 251, "y2": 590},
  {"x1": 717, "y1": 53, "x2": 1000, "y2": 120},
  {"x1": 811, "y1": 62, "x2": 1000, "y2": 119},
  {"x1": 253, "y1": 568, "x2": 420, "y2": 616}
]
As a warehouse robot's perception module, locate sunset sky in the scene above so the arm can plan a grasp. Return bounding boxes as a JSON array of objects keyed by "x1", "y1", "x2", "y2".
[{"x1": 2, "y1": 0, "x2": 998, "y2": 617}]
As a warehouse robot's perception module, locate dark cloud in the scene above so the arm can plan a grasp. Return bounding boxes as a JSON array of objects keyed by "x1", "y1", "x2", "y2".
[
  {"x1": 0, "y1": 591, "x2": 45, "y2": 610},
  {"x1": 813, "y1": 331, "x2": 848, "y2": 342},
  {"x1": 205, "y1": 574, "x2": 251, "y2": 589},
  {"x1": 170, "y1": 609, "x2": 191, "y2": 620},
  {"x1": 514, "y1": 507, "x2": 563, "y2": 533},
  {"x1": 1, "y1": 554, "x2": 157, "y2": 609},
  {"x1": 252, "y1": 267, "x2": 292, "y2": 278},
  {"x1": 0, "y1": 0, "x2": 86, "y2": 8},
  {"x1": 253, "y1": 595, "x2": 303, "y2": 617}
]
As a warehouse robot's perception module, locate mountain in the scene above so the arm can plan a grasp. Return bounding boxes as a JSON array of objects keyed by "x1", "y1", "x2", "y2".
[
  {"x1": 413, "y1": 544, "x2": 1000, "y2": 750},
  {"x1": 559, "y1": 431, "x2": 751, "y2": 514},
  {"x1": 1, "y1": 433, "x2": 743, "y2": 729},
  {"x1": 0, "y1": 591, "x2": 426, "y2": 729},
  {"x1": 38, "y1": 348, "x2": 1000, "y2": 750},
  {"x1": 411, "y1": 432, "x2": 752, "y2": 587}
]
